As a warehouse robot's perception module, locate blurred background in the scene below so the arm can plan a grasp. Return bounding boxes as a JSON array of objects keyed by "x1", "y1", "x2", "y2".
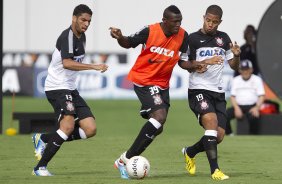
[
  {"x1": 1, "y1": 2, "x2": 282, "y2": 182},
  {"x1": 2, "y1": 0, "x2": 282, "y2": 134},
  {"x1": 2, "y1": 0, "x2": 277, "y2": 99}
]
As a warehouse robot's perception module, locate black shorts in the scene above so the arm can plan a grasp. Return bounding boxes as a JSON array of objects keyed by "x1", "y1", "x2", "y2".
[
  {"x1": 134, "y1": 85, "x2": 170, "y2": 119},
  {"x1": 188, "y1": 89, "x2": 227, "y2": 129},
  {"x1": 45, "y1": 89, "x2": 94, "y2": 123}
]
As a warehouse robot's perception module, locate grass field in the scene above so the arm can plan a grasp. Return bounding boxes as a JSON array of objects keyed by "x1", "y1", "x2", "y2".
[{"x1": 1, "y1": 97, "x2": 282, "y2": 184}]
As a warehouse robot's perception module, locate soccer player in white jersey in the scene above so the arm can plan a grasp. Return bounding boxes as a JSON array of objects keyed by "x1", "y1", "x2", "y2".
[
  {"x1": 31, "y1": 4, "x2": 108, "y2": 176},
  {"x1": 181, "y1": 5, "x2": 241, "y2": 180}
]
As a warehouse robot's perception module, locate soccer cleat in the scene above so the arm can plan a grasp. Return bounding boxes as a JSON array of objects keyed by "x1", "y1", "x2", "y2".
[
  {"x1": 211, "y1": 169, "x2": 229, "y2": 180},
  {"x1": 182, "y1": 147, "x2": 196, "y2": 175},
  {"x1": 114, "y1": 159, "x2": 129, "y2": 179},
  {"x1": 32, "y1": 133, "x2": 47, "y2": 160},
  {"x1": 32, "y1": 167, "x2": 53, "y2": 176}
]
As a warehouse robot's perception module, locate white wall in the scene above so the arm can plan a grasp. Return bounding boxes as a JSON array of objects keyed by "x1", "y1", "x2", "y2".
[{"x1": 4, "y1": 0, "x2": 275, "y2": 53}]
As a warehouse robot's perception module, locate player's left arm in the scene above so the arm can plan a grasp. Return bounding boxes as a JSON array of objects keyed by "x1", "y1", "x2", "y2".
[
  {"x1": 228, "y1": 41, "x2": 241, "y2": 71},
  {"x1": 178, "y1": 32, "x2": 205, "y2": 73}
]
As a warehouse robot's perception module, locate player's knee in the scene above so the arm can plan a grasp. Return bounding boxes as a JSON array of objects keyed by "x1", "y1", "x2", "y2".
[
  {"x1": 60, "y1": 115, "x2": 76, "y2": 132},
  {"x1": 217, "y1": 137, "x2": 223, "y2": 144},
  {"x1": 85, "y1": 126, "x2": 97, "y2": 138},
  {"x1": 150, "y1": 109, "x2": 167, "y2": 124},
  {"x1": 156, "y1": 116, "x2": 167, "y2": 124},
  {"x1": 60, "y1": 124, "x2": 75, "y2": 135},
  {"x1": 217, "y1": 132, "x2": 225, "y2": 143},
  {"x1": 151, "y1": 114, "x2": 167, "y2": 124}
]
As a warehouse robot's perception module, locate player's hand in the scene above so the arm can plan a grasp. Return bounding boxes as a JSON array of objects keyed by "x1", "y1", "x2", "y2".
[
  {"x1": 95, "y1": 64, "x2": 108, "y2": 73},
  {"x1": 203, "y1": 56, "x2": 224, "y2": 65},
  {"x1": 230, "y1": 41, "x2": 241, "y2": 57},
  {"x1": 109, "y1": 27, "x2": 123, "y2": 40},
  {"x1": 195, "y1": 64, "x2": 208, "y2": 73}
]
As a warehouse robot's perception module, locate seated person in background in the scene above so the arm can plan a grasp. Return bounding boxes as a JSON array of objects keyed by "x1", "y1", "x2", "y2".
[
  {"x1": 234, "y1": 25, "x2": 261, "y2": 77},
  {"x1": 226, "y1": 60, "x2": 265, "y2": 135}
]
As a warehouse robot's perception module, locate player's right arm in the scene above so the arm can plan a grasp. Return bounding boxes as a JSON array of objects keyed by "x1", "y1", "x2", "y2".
[
  {"x1": 109, "y1": 26, "x2": 149, "y2": 49},
  {"x1": 109, "y1": 27, "x2": 131, "y2": 48},
  {"x1": 58, "y1": 31, "x2": 108, "y2": 73},
  {"x1": 62, "y1": 59, "x2": 108, "y2": 72}
]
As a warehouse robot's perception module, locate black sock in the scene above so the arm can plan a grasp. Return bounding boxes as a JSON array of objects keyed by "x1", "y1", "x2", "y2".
[
  {"x1": 66, "y1": 126, "x2": 84, "y2": 141},
  {"x1": 35, "y1": 131, "x2": 66, "y2": 170},
  {"x1": 202, "y1": 135, "x2": 218, "y2": 174},
  {"x1": 126, "y1": 121, "x2": 160, "y2": 158},
  {"x1": 40, "y1": 133, "x2": 55, "y2": 143},
  {"x1": 186, "y1": 136, "x2": 205, "y2": 158},
  {"x1": 41, "y1": 126, "x2": 83, "y2": 143}
]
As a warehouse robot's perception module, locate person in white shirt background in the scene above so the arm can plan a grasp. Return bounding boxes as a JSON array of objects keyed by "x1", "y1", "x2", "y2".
[{"x1": 225, "y1": 59, "x2": 265, "y2": 135}]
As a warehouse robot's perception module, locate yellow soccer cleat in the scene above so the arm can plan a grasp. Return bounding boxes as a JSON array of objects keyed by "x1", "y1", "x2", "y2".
[
  {"x1": 211, "y1": 169, "x2": 229, "y2": 180},
  {"x1": 182, "y1": 147, "x2": 196, "y2": 175}
]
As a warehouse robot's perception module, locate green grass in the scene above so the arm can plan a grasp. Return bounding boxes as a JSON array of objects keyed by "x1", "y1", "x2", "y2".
[{"x1": 1, "y1": 97, "x2": 282, "y2": 184}]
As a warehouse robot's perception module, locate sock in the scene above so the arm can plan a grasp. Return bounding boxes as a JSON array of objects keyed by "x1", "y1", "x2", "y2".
[
  {"x1": 40, "y1": 133, "x2": 54, "y2": 143},
  {"x1": 66, "y1": 127, "x2": 87, "y2": 141},
  {"x1": 35, "y1": 129, "x2": 68, "y2": 170},
  {"x1": 126, "y1": 118, "x2": 162, "y2": 159},
  {"x1": 202, "y1": 130, "x2": 219, "y2": 174},
  {"x1": 186, "y1": 136, "x2": 205, "y2": 158},
  {"x1": 41, "y1": 127, "x2": 86, "y2": 143}
]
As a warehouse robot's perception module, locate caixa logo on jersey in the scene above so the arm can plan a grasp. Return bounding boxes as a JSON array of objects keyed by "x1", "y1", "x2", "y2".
[{"x1": 199, "y1": 48, "x2": 225, "y2": 57}]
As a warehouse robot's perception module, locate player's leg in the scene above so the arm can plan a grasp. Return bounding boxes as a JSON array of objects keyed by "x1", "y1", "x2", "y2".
[
  {"x1": 125, "y1": 86, "x2": 169, "y2": 158},
  {"x1": 115, "y1": 85, "x2": 169, "y2": 179},
  {"x1": 37, "y1": 90, "x2": 95, "y2": 145},
  {"x1": 67, "y1": 91, "x2": 96, "y2": 140},
  {"x1": 182, "y1": 89, "x2": 210, "y2": 175},
  {"x1": 39, "y1": 120, "x2": 87, "y2": 144},
  {"x1": 201, "y1": 112, "x2": 229, "y2": 180},
  {"x1": 32, "y1": 114, "x2": 74, "y2": 176},
  {"x1": 201, "y1": 113, "x2": 220, "y2": 172},
  {"x1": 126, "y1": 108, "x2": 167, "y2": 158},
  {"x1": 210, "y1": 93, "x2": 229, "y2": 180},
  {"x1": 216, "y1": 111, "x2": 228, "y2": 144},
  {"x1": 115, "y1": 109, "x2": 166, "y2": 179},
  {"x1": 32, "y1": 90, "x2": 75, "y2": 176}
]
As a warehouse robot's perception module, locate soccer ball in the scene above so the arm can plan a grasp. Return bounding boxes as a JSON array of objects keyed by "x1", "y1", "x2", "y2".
[{"x1": 126, "y1": 156, "x2": 150, "y2": 179}]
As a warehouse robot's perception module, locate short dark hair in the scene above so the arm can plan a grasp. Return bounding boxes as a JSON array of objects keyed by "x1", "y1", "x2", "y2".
[
  {"x1": 206, "y1": 5, "x2": 223, "y2": 19},
  {"x1": 73, "y1": 4, "x2": 92, "y2": 16},
  {"x1": 163, "y1": 5, "x2": 181, "y2": 18}
]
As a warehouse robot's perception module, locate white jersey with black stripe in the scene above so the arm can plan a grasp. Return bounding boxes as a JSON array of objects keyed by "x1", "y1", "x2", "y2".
[
  {"x1": 188, "y1": 30, "x2": 234, "y2": 93},
  {"x1": 45, "y1": 26, "x2": 86, "y2": 91}
]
